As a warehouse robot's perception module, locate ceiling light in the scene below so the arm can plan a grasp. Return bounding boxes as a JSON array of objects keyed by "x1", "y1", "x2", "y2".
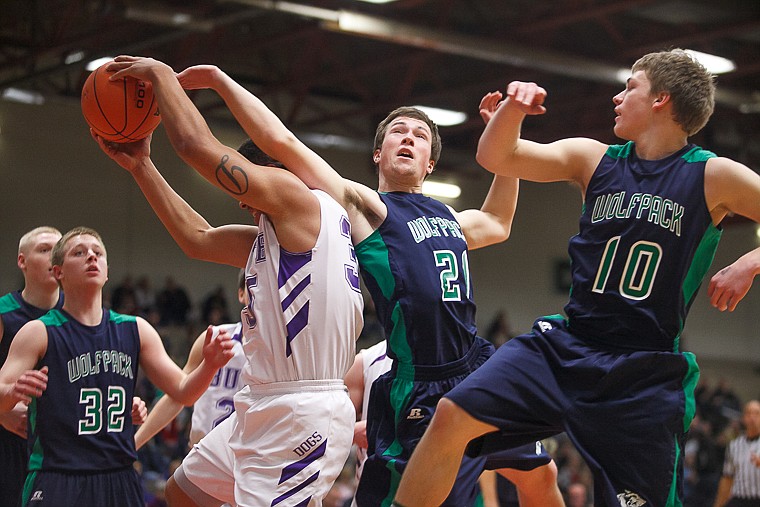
[
  {"x1": 86, "y1": 57, "x2": 115, "y2": 71},
  {"x1": 65, "y1": 51, "x2": 85, "y2": 65},
  {"x1": 685, "y1": 49, "x2": 735, "y2": 74},
  {"x1": 2, "y1": 88, "x2": 45, "y2": 105},
  {"x1": 615, "y1": 68, "x2": 631, "y2": 84},
  {"x1": 422, "y1": 180, "x2": 461, "y2": 199},
  {"x1": 354, "y1": 0, "x2": 400, "y2": 3},
  {"x1": 413, "y1": 105, "x2": 467, "y2": 127}
]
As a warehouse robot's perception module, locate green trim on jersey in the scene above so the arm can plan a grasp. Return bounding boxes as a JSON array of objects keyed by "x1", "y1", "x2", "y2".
[
  {"x1": 677, "y1": 224, "x2": 721, "y2": 351},
  {"x1": 682, "y1": 146, "x2": 716, "y2": 163},
  {"x1": 356, "y1": 230, "x2": 417, "y2": 506},
  {"x1": 109, "y1": 309, "x2": 136, "y2": 324},
  {"x1": 22, "y1": 471, "x2": 39, "y2": 506},
  {"x1": 681, "y1": 352, "x2": 700, "y2": 433},
  {"x1": 666, "y1": 435, "x2": 684, "y2": 507},
  {"x1": 355, "y1": 230, "x2": 414, "y2": 367},
  {"x1": 39, "y1": 309, "x2": 68, "y2": 327},
  {"x1": 381, "y1": 460, "x2": 402, "y2": 507},
  {"x1": 0, "y1": 293, "x2": 21, "y2": 314},
  {"x1": 27, "y1": 397, "x2": 44, "y2": 471},
  {"x1": 605, "y1": 142, "x2": 634, "y2": 159},
  {"x1": 356, "y1": 229, "x2": 396, "y2": 300}
]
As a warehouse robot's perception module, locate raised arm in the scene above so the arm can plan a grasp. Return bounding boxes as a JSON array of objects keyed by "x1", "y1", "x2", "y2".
[
  {"x1": 107, "y1": 56, "x2": 322, "y2": 252},
  {"x1": 135, "y1": 329, "x2": 206, "y2": 449},
  {"x1": 454, "y1": 92, "x2": 519, "y2": 250},
  {"x1": 454, "y1": 176, "x2": 519, "y2": 250},
  {"x1": 476, "y1": 81, "x2": 603, "y2": 189},
  {"x1": 93, "y1": 132, "x2": 256, "y2": 268},
  {"x1": 137, "y1": 319, "x2": 233, "y2": 407},
  {"x1": 176, "y1": 64, "x2": 355, "y2": 208}
]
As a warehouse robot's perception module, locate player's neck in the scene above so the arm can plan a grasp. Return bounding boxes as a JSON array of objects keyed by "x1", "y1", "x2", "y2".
[
  {"x1": 21, "y1": 284, "x2": 59, "y2": 310},
  {"x1": 633, "y1": 126, "x2": 688, "y2": 161},
  {"x1": 61, "y1": 290, "x2": 104, "y2": 326}
]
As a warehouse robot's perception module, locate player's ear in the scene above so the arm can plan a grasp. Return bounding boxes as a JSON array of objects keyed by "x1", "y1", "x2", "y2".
[
  {"x1": 653, "y1": 91, "x2": 671, "y2": 110},
  {"x1": 373, "y1": 149, "x2": 381, "y2": 165}
]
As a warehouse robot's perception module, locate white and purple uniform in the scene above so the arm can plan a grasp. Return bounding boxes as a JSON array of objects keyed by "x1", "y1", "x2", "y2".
[
  {"x1": 189, "y1": 322, "x2": 245, "y2": 445},
  {"x1": 175, "y1": 190, "x2": 364, "y2": 507}
]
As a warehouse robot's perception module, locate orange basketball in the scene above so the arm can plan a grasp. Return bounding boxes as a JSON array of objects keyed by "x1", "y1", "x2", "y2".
[{"x1": 81, "y1": 62, "x2": 161, "y2": 143}]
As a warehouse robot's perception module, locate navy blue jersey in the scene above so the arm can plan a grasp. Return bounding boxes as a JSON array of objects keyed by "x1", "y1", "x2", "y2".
[
  {"x1": 0, "y1": 291, "x2": 64, "y2": 507},
  {"x1": 565, "y1": 142, "x2": 721, "y2": 352},
  {"x1": 0, "y1": 291, "x2": 64, "y2": 368},
  {"x1": 27, "y1": 309, "x2": 140, "y2": 472},
  {"x1": 355, "y1": 192, "x2": 476, "y2": 367}
]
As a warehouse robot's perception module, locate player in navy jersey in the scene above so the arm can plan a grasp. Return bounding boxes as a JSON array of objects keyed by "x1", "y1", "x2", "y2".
[
  {"x1": 0, "y1": 227, "x2": 234, "y2": 507},
  {"x1": 169, "y1": 65, "x2": 562, "y2": 506},
  {"x1": 0, "y1": 227, "x2": 148, "y2": 507},
  {"x1": 0, "y1": 227, "x2": 62, "y2": 507},
  {"x1": 394, "y1": 49, "x2": 760, "y2": 507},
  {"x1": 93, "y1": 56, "x2": 363, "y2": 506}
]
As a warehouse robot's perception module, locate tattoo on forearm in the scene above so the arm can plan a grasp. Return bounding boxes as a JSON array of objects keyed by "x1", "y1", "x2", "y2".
[{"x1": 215, "y1": 154, "x2": 249, "y2": 195}]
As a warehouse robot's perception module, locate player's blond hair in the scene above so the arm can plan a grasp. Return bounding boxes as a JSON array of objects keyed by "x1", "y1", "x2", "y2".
[{"x1": 18, "y1": 226, "x2": 62, "y2": 254}]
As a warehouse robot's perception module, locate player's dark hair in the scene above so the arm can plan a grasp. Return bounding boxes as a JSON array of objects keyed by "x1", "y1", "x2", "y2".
[{"x1": 237, "y1": 138, "x2": 286, "y2": 169}]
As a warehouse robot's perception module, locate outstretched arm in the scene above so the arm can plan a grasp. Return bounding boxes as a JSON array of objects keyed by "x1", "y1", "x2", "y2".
[
  {"x1": 176, "y1": 65, "x2": 356, "y2": 208},
  {"x1": 93, "y1": 132, "x2": 256, "y2": 268},
  {"x1": 107, "y1": 56, "x2": 322, "y2": 252},
  {"x1": 138, "y1": 319, "x2": 234, "y2": 406},
  {"x1": 476, "y1": 81, "x2": 603, "y2": 188},
  {"x1": 135, "y1": 329, "x2": 206, "y2": 449},
  {"x1": 454, "y1": 92, "x2": 519, "y2": 250}
]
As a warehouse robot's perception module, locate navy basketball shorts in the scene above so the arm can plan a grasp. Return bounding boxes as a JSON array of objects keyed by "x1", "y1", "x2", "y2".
[
  {"x1": 21, "y1": 466, "x2": 143, "y2": 507},
  {"x1": 446, "y1": 315, "x2": 700, "y2": 506},
  {"x1": 355, "y1": 336, "x2": 551, "y2": 507},
  {"x1": 0, "y1": 431, "x2": 27, "y2": 507}
]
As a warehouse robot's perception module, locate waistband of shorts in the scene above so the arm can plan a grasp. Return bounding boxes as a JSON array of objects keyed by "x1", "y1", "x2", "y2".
[
  {"x1": 37, "y1": 464, "x2": 135, "y2": 476},
  {"x1": 393, "y1": 336, "x2": 491, "y2": 381},
  {"x1": 246, "y1": 379, "x2": 347, "y2": 395}
]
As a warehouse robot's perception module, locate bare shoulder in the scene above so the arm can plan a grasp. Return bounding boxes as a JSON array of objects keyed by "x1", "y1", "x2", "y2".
[
  {"x1": 561, "y1": 137, "x2": 608, "y2": 166},
  {"x1": 705, "y1": 156, "x2": 760, "y2": 224},
  {"x1": 135, "y1": 316, "x2": 161, "y2": 343},
  {"x1": 11, "y1": 319, "x2": 48, "y2": 357},
  {"x1": 344, "y1": 181, "x2": 387, "y2": 235},
  {"x1": 705, "y1": 156, "x2": 757, "y2": 188}
]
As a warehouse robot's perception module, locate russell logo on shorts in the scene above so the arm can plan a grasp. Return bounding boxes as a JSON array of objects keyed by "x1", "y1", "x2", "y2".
[
  {"x1": 617, "y1": 490, "x2": 646, "y2": 506},
  {"x1": 30, "y1": 490, "x2": 44, "y2": 502},
  {"x1": 407, "y1": 408, "x2": 425, "y2": 420}
]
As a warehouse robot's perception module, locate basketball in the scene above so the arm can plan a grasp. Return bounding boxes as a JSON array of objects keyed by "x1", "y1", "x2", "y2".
[{"x1": 81, "y1": 62, "x2": 161, "y2": 143}]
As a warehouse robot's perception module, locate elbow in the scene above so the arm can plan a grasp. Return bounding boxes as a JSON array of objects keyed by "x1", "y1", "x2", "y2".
[
  {"x1": 492, "y1": 223, "x2": 512, "y2": 245},
  {"x1": 475, "y1": 147, "x2": 494, "y2": 171}
]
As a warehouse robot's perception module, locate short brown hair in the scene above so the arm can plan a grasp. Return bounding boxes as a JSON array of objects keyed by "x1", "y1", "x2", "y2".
[
  {"x1": 373, "y1": 107, "x2": 442, "y2": 167},
  {"x1": 52, "y1": 226, "x2": 106, "y2": 269},
  {"x1": 632, "y1": 49, "x2": 715, "y2": 136}
]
